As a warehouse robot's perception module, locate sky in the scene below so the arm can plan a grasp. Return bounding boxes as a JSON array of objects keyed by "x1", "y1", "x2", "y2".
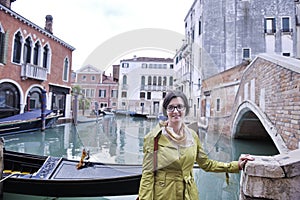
[{"x1": 12, "y1": 0, "x2": 194, "y2": 72}]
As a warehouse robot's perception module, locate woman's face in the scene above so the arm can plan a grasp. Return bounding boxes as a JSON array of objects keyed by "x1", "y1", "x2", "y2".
[{"x1": 166, "y1": 97, "x2": 186, "y2": 124}]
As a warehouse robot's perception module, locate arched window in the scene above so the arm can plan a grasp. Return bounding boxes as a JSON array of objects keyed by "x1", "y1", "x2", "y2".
[
  {"x1": 26, "y1": 87, "x2": 42, "y2": 111},
  {"x1": 13, "y1": 31, "x2": 22, "y2": 63},
  {"x1": 169, "y1": 77, "x2": 173, "y2": 86},
  {"x1": 141, "y1": 76, "x2": 145, "y2": 86},
  {"x1": 158, "y1": 76, "x2": 162, "y2": 86},
  {"x1": 0, "y1": 24, "x2": 7, "y2": 64},
  {"x1": 43, "y1": 44, "x2": 50, "y2": 69},
  {"x1": 153, "y1": 76, "x2": 157, "y2": 86},
  {"x1": 163, "y1": 76, "x2": 167, "y2": 86},
  {"x1": 0, "y1": 82, "x2": 20, "y2": 118},
  {"x1": 23, "y1": 37, "x2": 32, "y2": 64},
  {"x1": 122, "y1": 75, "x2": 127, "y2": 85},
  {"x1": 33, "y1": 41, "x2": 41, "y2": 65},
  {"x1": 63, "y1": 57, "x2": 69, "y2": 81},
  {"x1": 148, "y1": 76, "x2": 152, "y2": 85}
]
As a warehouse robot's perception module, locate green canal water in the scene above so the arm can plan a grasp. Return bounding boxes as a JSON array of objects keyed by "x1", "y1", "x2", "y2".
[{"x1": 2, "y1": 115, "x2": 278, "y2": 200}]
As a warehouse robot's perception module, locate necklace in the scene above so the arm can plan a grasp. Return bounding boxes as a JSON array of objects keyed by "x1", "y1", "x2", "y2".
[{"x1": 165, "y1": 124, "x2": 186, "y2": 143}]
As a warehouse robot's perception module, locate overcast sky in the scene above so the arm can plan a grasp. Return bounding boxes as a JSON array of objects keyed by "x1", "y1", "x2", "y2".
[{"x1": 12, "y1": 0, "x2": 194, "y2": 71}]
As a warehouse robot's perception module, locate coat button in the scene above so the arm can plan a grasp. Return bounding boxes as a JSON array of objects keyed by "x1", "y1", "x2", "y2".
[{"x1": 159, "y1": 181, "x2": 165, "y2": 187}]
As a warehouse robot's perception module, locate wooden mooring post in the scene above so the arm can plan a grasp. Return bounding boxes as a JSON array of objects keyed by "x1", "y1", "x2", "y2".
[{"x1": 0, "y1": 137, "x2": 4, "y2": 198}]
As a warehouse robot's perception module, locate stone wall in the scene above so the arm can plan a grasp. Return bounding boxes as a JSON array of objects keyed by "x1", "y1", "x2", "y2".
[{"x1": 240, "y1": 149, "x2": 300, "y2": 200}]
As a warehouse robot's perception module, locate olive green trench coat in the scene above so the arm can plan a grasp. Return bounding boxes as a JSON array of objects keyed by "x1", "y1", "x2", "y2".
[{"x1": 138, "y1": 124, "x2": 239, "y2": 200}]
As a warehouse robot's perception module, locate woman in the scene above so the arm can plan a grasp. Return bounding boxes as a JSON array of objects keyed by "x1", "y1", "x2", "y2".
[{"x1": 138, "y1": 90, "x2": 253, "y2": 200}]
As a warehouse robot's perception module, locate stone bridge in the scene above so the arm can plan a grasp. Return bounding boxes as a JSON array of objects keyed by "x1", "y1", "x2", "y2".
[
  {"x1": 198, "y1": 53, "x2": 300, "y2": 199},
  {"x1": 231, "y1": 53, "x2": 300, "y2": 153},
  {"x1": 229, "y1": 54, "x2": 300, "y2": 199}
]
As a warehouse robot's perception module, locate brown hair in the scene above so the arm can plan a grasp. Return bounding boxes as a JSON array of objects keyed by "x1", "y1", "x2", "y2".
[{"x1": 162, "y1": 90, "x2": 190, "y2": 117}]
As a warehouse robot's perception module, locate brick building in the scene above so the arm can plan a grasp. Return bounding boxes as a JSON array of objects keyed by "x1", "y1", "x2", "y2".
[{"x1": 0, "y1": 0, "x2": 75, "y2": 119}]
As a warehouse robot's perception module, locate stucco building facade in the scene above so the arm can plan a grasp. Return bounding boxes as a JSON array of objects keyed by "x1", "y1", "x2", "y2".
[{"x1": 118, "y1": 56, "x2": 175, "y2": 116}]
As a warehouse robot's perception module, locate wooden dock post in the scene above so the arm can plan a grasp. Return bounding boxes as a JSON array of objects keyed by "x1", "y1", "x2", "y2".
[
  {"x1": 73, "y1": 94, "x2": 78, "y2": 126},
  {"x1": 41, "y1": 89, "x2": 47, "y2": 131},
  {"x1": 0, "y1": 137, "x2": 4, "y2": 198}
]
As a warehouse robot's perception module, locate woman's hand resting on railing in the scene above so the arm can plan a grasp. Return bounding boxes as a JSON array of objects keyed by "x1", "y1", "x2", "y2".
[{"x1": 238, "y1": 154, "x2": 255, "y2": 170}]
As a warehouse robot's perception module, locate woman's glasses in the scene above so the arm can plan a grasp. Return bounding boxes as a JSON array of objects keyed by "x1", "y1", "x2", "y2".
[{"x1": 166, "y1": 104, "x2": 186, "y2": 112}]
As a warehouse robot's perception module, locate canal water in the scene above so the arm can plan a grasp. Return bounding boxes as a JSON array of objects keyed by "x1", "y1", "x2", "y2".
[{"x1": 2, "y1": 115, "x2": 278, "y2": 200}]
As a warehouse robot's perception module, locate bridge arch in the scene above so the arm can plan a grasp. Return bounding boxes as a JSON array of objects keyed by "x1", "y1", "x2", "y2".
[{"x1": 232, "y1": 100, "x2": 288, "y2": 153}]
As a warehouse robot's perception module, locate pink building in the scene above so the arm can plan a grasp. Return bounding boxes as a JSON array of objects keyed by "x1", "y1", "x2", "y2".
[{"x1": 74, "y1": 65, "x2": 119, "y2": 113}]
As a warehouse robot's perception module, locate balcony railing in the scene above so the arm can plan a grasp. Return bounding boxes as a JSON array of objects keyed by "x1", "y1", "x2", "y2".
[
  {"x1": 280, "y1": 28, "x2": 293, "y2": 33},
  {"x1": 141, "y1": 85, "x2": 170, "y2": 91},
  {"x1": 21, "y1": 63, "x2": 47, "y2": 81},
  {"x1": 182, "y1": 72, "x2": 191, "y2": 83}
]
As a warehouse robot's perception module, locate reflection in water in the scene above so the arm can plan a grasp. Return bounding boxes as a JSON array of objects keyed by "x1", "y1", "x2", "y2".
[{"x1": 3, "y1": 115, "x2": 278, "y2": 200}]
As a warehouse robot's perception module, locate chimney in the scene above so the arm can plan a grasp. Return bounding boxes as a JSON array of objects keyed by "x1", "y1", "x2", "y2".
[
  {"x1": 0, "y1": 0, "x2": 16, "y2": 8},
  {"x1": 44, "y1": 15, "x2": 53, "y2": 34}
]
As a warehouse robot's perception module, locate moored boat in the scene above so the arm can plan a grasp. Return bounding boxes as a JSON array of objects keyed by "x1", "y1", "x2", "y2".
[
  {"x1": 2, "y1": 150, "x2": 142, "y2": 197},
  {"x1": 0, "y1": 109, "x2": 60, "y2": 135}
]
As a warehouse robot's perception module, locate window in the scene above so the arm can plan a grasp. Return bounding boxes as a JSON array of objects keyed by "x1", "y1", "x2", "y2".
[
  {"x1": 169, "y1": 77, "x2": 173, "y2": 86},
  {"x1": 86, "y1": 89, "x2": 90, "y2": 97},
  {"x1": 147, "y1": 92, "x2": 151, "y2": 100},
  {"x1": 121, "y1": 91, "x2": 127, "y2": 98},
  {"x1": 153, "y1": 76, "x2": 157, "y2": 86},
  {"x1": 141, "y1": 76, "x2": 145, "y2": 86},
  {"x1": 163, "y1": 77, "x2": 167, "y2": 86},
  {"x1": 140, "y1": 92, "x2": 145, "y2": 99},
  {"x1": 141, "y1": 63, "x2": 147, "y2": 68},
  {"x1": 198, "y1": 20, "x2": 202, "y2": 35},
  {"x1": 13, "y1": 31, "x2": 22, "y2": 63},
  {"x1": 122, "y1": 75, "x2": 127, "y2": 85},
  {"x1": 170, "y1": 64, "x2": 173, "y2": 69},
  {"x1": 243, "y1": 48, "x2": 250, "y2": 60},
  {"x1": 111, "y1": 90, "x2": 118, "y2": 98},
  {"x1": 216, "y1": 98, "x2": 221, "y2": 112},
  {"x1": 0, "y1": 82, "x2": 20, "y2": 118},
  {"x1": 0, "y1": 25, "x2": 7, "y2": 64},
  {"x1": 23, "y1": 37, "x2": 32, "y2": 64},
  {"x1": 282, "y1": 53, "x2": 290, "y2": 57},
  {"x1": 99, "y1": 90, "x2": 106, "y2": 98},
  {"x1": 148, "y1": 76, "x2": 152, "y2": 85},
  {"x1": 90, "y1": 89, "x2": 95, "y2": 97},
  {"x1": 91, "y1": 75, "x2": 95, "y2": 81},
  {"x1": 82, "y1": 75, "x2": 86, "y2": 81},
  {"x1": 122, "y1": 63, "x2": 129, "y2": 68},
  {"x1": 43, "y1": 45, "x2": 50, "y2": 69},
  {"x1": 158, "y1": 77, "x2": 162, "y2": 86},
  {"x1": 282, "y1": 17, "x2": 291, "y2": 32},
  {"x1": 33, "y1": 41, "x2": 41, "y2": 65},
  {"x1": 63, "y1": 57, "x2": 69, "y2": 81},
  {"x1": 264, "y1": 18, "x2": 276, "y2": 34}
]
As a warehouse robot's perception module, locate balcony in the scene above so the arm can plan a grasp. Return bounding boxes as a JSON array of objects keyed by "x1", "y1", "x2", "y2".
[
  {"x1": 21, "y1": 63, "x2": 47, "y2": 81},
  {"x1": 280, "y1": 28, "x2": 293, "y2": 34},
  {"x1": 181, "y1": 42, "x2": 192, "y2": 57},
  {"x1": 142, "y1": 85, "x2": 168, "y2": 91},
  {"x1": 182, "y1": 72, "x2": 191, "y2": 83}
]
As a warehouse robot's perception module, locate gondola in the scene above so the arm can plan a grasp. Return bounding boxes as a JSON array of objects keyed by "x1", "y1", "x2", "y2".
[
  {"x1": 0, "y1": 109, "x2": 60, "y2": 135},
  {"x1": 2, "y1": 150, "x2": 142, "y2": 197}
]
